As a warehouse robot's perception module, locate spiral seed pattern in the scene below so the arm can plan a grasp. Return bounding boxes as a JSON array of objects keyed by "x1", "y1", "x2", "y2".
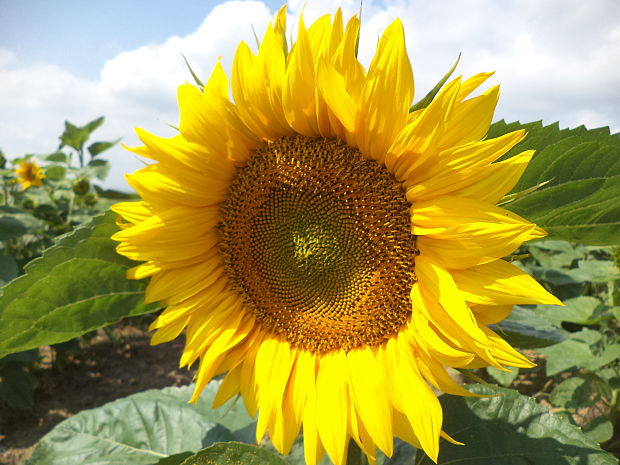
[{"x1": 219, "y1": 135, "x2": 417, "y2": 353}]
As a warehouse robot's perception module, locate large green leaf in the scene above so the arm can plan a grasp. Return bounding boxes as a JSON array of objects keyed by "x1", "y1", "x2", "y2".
[
  {"x1": 179, "y1": 442, "x2": 289, "y2": 465},
  {"x1": 0, "y1": 254, "x2": 19, "y2": 286},
  {"x1": 59, "y1": 117, "x2": 104, "y2": 152},
  {"x1": 489, "y1": 120, "x2": 620, "y2": 245},
  {"x1": 417, "y1": 385, "x2": 617, "y2": 465},
  {"x1": 0, "y1": 211, "x2": 158, "y2": 358},
  {"x1": 541, "y1": 297, "x2": 616, "y2": 326},
  {"x1": 539, "y1": 328, "x2": 620, "y2": 376},
  {"x1": 0, "y1": 214, "x2": 28, "y2": 240},
  {"x1": 493, "y1": 306, "x2": 565, "y2": 348},
  {"x1": 25, "y1": 383, "x2": 256, "y2": 465},
  {"x1": 88, "y1": 139, "x2": 120, "y2": 157}
]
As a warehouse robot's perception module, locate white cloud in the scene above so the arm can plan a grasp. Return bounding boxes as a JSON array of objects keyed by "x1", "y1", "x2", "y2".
[{"x1": 1, "y1": 0, "x2": 618, "y2": 190}]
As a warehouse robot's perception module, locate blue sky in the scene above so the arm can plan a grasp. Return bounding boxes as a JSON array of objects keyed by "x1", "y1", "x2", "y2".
[
  {"x1": 0, "y1": 0, "x2": 280, "y2": 79},
  {"x1": 1, "y1": 0, "x2": 619, "y2": 189}
]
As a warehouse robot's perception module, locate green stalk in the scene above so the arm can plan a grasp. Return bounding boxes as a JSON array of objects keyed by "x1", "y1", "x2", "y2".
[
  {"x1": 414, "y1": 449, "x2": 428, "y2": 465},
  {"x1": 346, "y1": 440, "x2": 369, "y2": 465}
]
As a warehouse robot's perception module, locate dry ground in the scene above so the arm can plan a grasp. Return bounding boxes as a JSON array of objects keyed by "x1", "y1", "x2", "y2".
[{"x1": 0, "y1": 324, "x2": 196, "y2": 465}]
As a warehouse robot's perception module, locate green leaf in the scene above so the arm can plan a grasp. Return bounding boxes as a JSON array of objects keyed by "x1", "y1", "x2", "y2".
[
  {"x1": 0, "y1": 362, "x2": 36, "y2": 409},
  {"x1": 0, "y1": 211, "x2": 158, "y2": 358},
  {"x1": 493, "y1": 306, "x2": 564, "y2": 348},
  {"x1": 542, "y1": 297, "x2": 612, "y2": 326},
  {"x1": 549, "y1": 377, "x2": 593, "y2": 409},
  {"x1": 485, "y1": 366, "x2": 519, "y2": 387},
  {"x1": 88, "y1": 139, "x2": 120, "y2": 157},
  {"x1": 527, "y1": 240, "x2": 580, "y2": 269},
  {"x1": 0, "y1": 215, "x2": 28, "y2": 240},
  {"x1": 33, "y1": 204, "x2": 63, "y2": 224},
  {"x1": 154, "y1": 452, "x2": 194, "y2": 465},
  {"x1": 45, "y1": 152, "x2": 68, "y2": 163},
  {"x1": 58, "y1": 122, "x2": 87, "y2": 152},
  {"x1": 567, "y1": 259, "x2": 620, "y2": 282},
  {"x1": 179, "y1": 443, "x2": 289, "y2": 465},
  {"x1": 0, "y1": 207, "x2": 45, "y2": 236},
  {"x1": 583, "y1": 417, "x2": 614, "y2": 444},
  {"x1": 539, "y1": 329, "x2": 605, "y2": 376},
  {"x1": 409, "y1": 54, "x2": 460, "y2": 113},
  {"x1": 416, "y1": 385, "x2": 617, "y2": 465},
  {"x1": 489, "y1": 120, "x2": 620, "y2": 245},
  {"x1": 84, "y1": 116, "x2": 105, "y2": 133},
  {"x1": 182, "y1": 54, "x2": 204, "y2": 88},
  {"x1": 59, "y1": 117, "x2": 104, "y2": 151},
  {"x1": 382, "y1": 438, "x2": 416, "y2": 465},
  {"x1": 0, "y1": 254, "x2": 19, "y2": 286},
  {"x1": 86, "y1": 158, "x2": 111, "y2": 180},
  {"x1": 25, "y1": 383, "x2": 255, "y2": 465},
  {"x1": 44, "y1": 165, "x2": 67, "y2": 181},
  {"x1": 581, "y1": 344, "x2": 620, "y2": 372},
  {"x1": 94, "y1": 186, "x2": 139, "y2": 200}
]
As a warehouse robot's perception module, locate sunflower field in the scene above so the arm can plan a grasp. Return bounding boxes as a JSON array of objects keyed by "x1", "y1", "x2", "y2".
[{"x1": 1, "y1": 6, "x2": 619, "y2": 465}]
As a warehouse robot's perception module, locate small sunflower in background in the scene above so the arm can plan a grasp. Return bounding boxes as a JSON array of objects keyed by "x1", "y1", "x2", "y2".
[
  {"x1": 15, "y1": 160, "x2": 45, "y2": 190},
  {"x1": 112, "y1": 6, "x2": 561, "y2": 465}
]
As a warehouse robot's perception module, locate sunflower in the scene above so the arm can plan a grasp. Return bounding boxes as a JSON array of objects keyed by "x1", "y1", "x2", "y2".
[
  {"x1": 15, "y1": 160, "x2": 45, "y2": 189},
  {"x1": 112, "y1": 7, "x2": 561, "y2": 465}
]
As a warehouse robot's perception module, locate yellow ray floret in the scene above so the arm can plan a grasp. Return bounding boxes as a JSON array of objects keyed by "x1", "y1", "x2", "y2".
[
  {"x1": 112, "y1": 6, "x2": 561, "y2": 465},
  {"x1": 15, "y1": 160, "x2": 45, "y2": 189}
]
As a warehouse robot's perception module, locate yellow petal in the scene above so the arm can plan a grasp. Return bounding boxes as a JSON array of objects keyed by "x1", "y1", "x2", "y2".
[
  {"x1": 481, "y1": 326, "x2": 535, "y2": 368},
  {"x1": 239, "y1": 330, "x2": 265, "y2": 416},
  {"x1": 391, "y1": 336, "x2": 442, "y2": 462},
  {"x1": 232, "y1": 41, "x2": 290, "y2": 140},
  {"x1": 446, "y1": 150, "x2": 535, "y2": 204},
  {"x1": 255, "y1": 337, "x2": 294, "y2": 448},
  {"x1": 299, "y1": 352, "x2": 322, "y2": 465},
  {"x1": 347, "y1": 348, "x2": 393, "y2": 456},
  {"x1": 457, "y1": 71, "x2": 495, "y2": 100},
  {"x1": 213, "y1": 364, "x2": 242, "y2": 408},
  {"x1": 144, "y1": 250, "x2": 223, "y2": 304},
  {"x1": 316, "y1": 350, "x2": 349, "y2": 465},
  {"x1": 417, "y1": 222, "x2": 538, "y2": 269},
  {"x1": 283, "y1": 16, "x2": 320, "y2": 137},
  {"x1": 452, "y1": 259, "x2": 563, "y2": 306},
  {"x1": 177, "y1": 66, "x2": 260, "y2": 161},
  {"x1": 437, "y1": 85, "x2": 500, "y2": 150},
  {"x1": 414, "y1": 257, "x2": 504, "y2": 368},
  {"x1": 355, "y1": 19, "x2": 413, "y2": 162},
  {"x1": 333, "y1": 15, "x2": 366, "y2": 101},
  {"x1": 125, "y1": 164, "x2": 228, "y2": 209},
  {"x1": 470, "y1": 304, "x2": 514, "y2": 325},
  {"x1": 111, "y1": 201, "x2": 152, "y2": 225},
  {"x1": 275, "y1": 350, "x2": 304, "y2": 455},
  {"x1": 191, "y1": 321, "x2": 253, "y2": 400},
  {"x1": 130, "y1": 129, "x2": 235, "y2": 179},
  {"x1": 411, "y1": 195, "x2": 541, "y2": 235},
  {"x1": 316, "y1": 59, "x2": 357, "y2": 137},
  {"x1": 385, "y1": 78, "x2": 461, "y2": 178},
  {"x1": 150, "y1": 315, "x2": 189, "y2": 345}
]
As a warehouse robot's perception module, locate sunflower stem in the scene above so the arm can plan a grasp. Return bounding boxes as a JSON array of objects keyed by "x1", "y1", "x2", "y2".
[
  {"x1": 346, "y1": 440, "x2": 369, "y2": 465},
  {"x1": 456, "y1": 368, "x2": 497, "y2": 390},
  {"x1": 414, "y1": 449, "x2": 428, "y2": 465}
]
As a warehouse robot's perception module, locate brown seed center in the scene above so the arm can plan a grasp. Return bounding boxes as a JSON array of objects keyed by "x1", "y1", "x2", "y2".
[{"x1": 219, "y1": 135, "x2": 417, "y2": 354}]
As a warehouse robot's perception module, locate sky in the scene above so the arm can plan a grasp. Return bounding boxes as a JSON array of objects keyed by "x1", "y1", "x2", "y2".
[{"x1": 1, "y1": 0, "x2": 619, "y2": 190}]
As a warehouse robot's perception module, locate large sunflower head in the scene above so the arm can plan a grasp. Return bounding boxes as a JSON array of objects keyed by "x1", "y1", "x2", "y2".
[
  {"x1": 15, "y1": 160, "x2": 45, "y2": 190},
  {"x1": 112, "y1": 7, "x2": 561, "y2": 465}
]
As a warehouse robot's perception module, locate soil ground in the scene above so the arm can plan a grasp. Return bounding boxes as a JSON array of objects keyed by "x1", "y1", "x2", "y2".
[{"x1": 0, "y1": 323, "x2": 196, "y2": 465}]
